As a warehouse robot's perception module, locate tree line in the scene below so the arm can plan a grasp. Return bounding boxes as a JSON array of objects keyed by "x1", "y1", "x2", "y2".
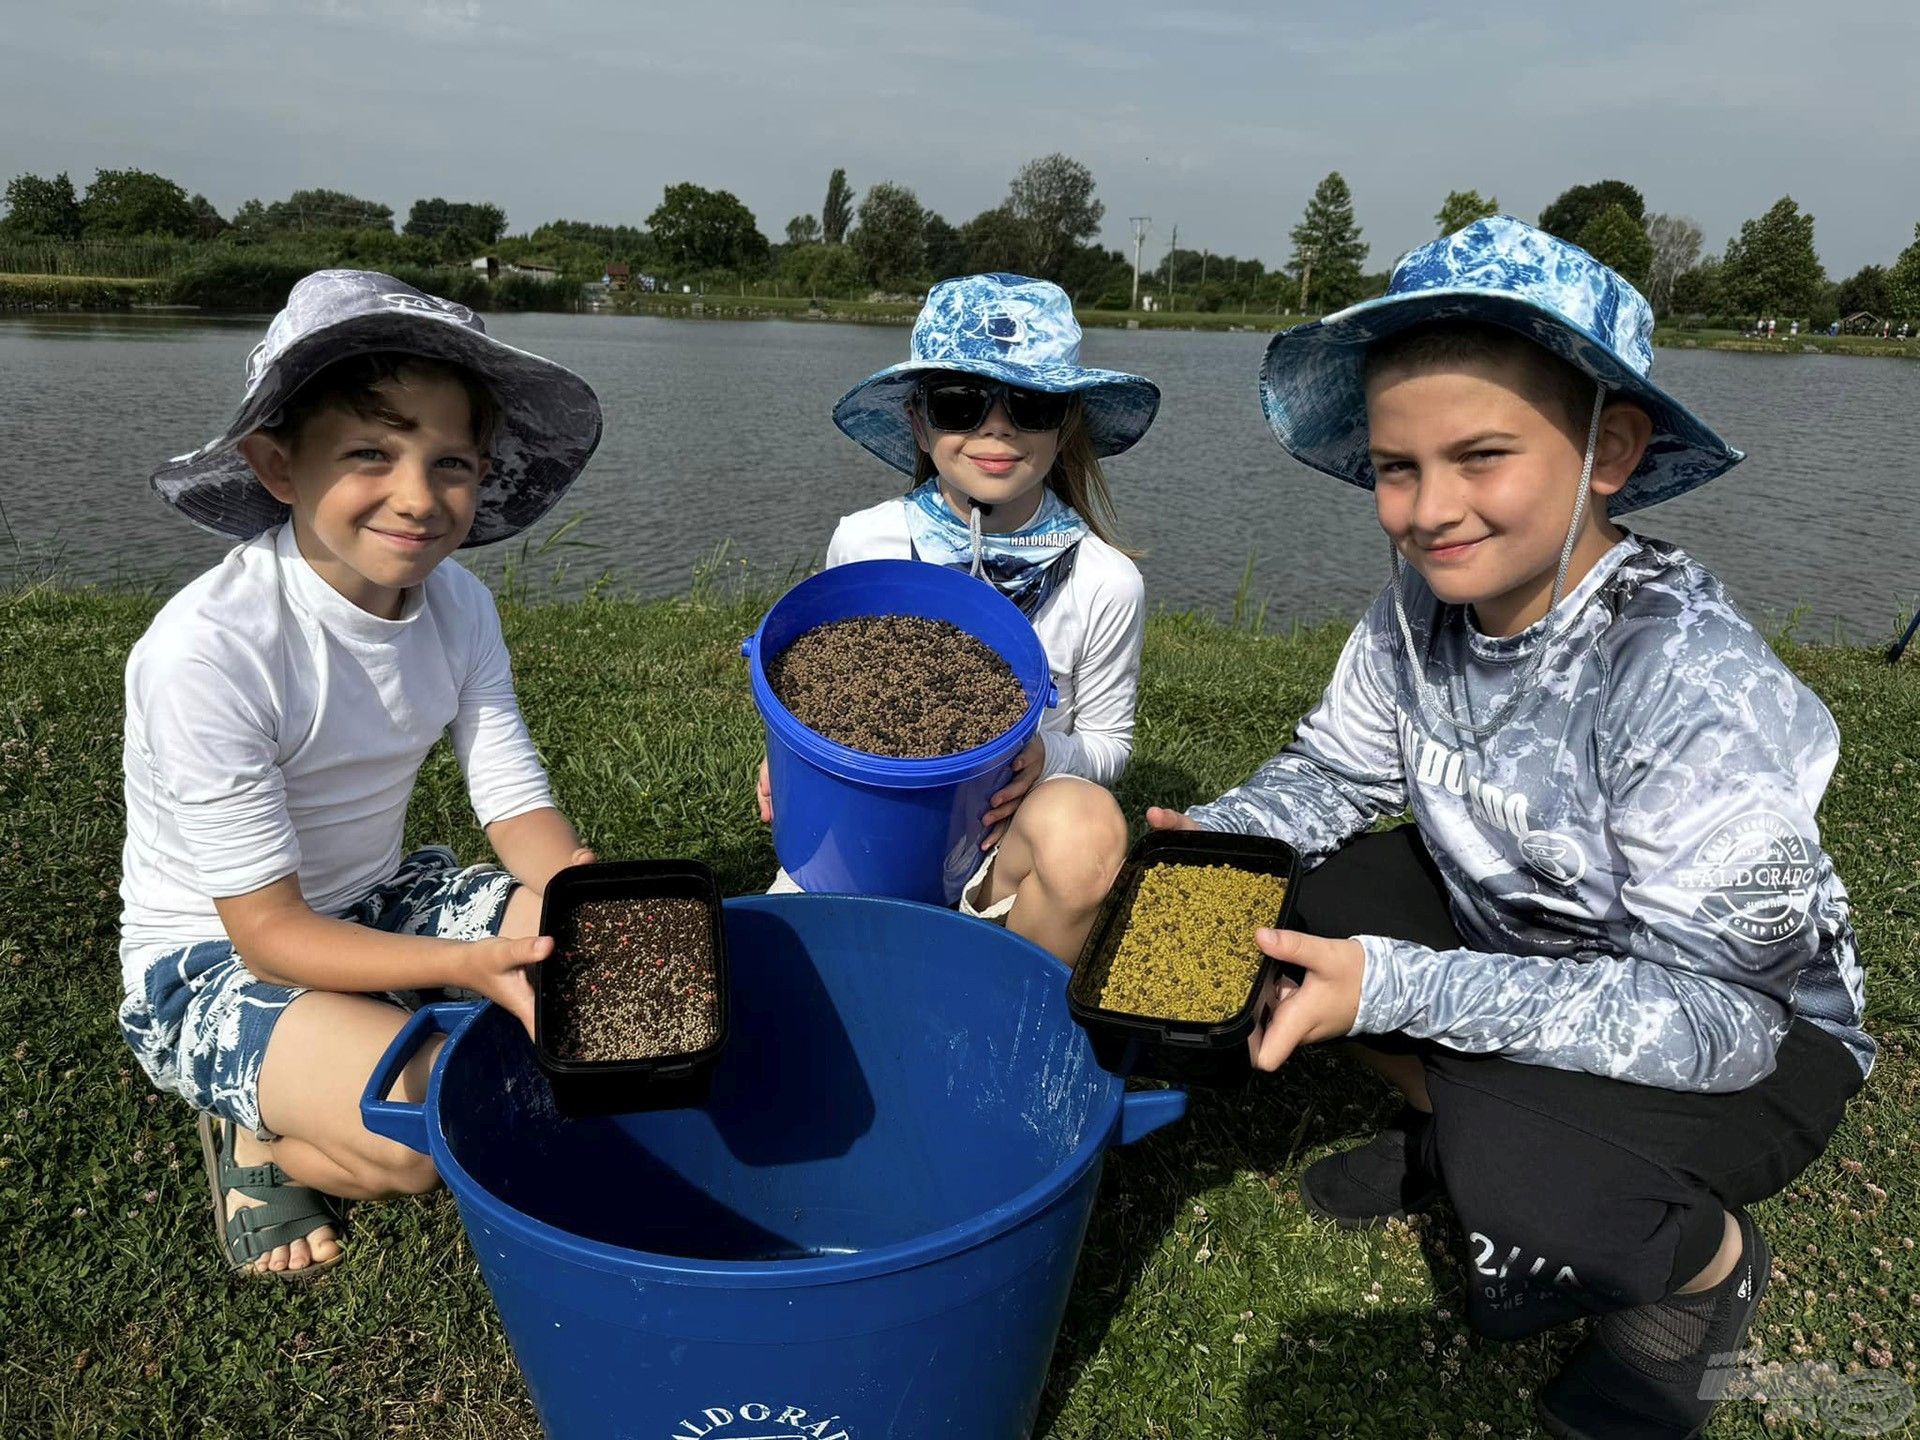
[{"x1": 3, "y1": 161, "x2": 1917, "y2": 324}]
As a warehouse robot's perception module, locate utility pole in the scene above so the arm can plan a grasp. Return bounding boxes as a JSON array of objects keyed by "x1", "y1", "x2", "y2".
[
  {"x1": 1299, "y1": 245, "x2": 1316, "y2": 316},
  {"x1": 1129, "y1": 216, "x2": 1151, "y2": 310},
  {"x1": 1166, "y1": 224, "x2": 1178, "y2": 311},
  {"x1": 1201, "y1": 247, "x2": 1209, "y2": 287}
]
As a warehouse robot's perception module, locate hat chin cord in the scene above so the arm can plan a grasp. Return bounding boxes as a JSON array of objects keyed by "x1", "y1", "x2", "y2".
[{"x1": 1389, "y1": 382, "x2": 1607, "y2": 742}]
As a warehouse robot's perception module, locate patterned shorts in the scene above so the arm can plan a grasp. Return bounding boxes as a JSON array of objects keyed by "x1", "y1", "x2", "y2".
[{"x1": 117, "y1": 846, "x2": 515, "y2": 1137}]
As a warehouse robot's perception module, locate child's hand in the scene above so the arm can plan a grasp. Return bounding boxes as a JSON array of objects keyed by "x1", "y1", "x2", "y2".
[
  {"x1": 757, "y1": 757, "x2": 773, "y2": 825},
  {"x1": 1247, "y1": 929, "x2": 1365, "y2": 1071},
  {"x1": 458, "y1": 933, "x2": 554, "y2": 1038},
  {"x1": 1145, "y1": 806, "x2": 1200, "y2": 832},
  {"x1": 569, "y1": 847, "x2": 597, "y2": 868},
  {"x1": 980, "y1": 734, "x2": 1048, "y2": 849}
]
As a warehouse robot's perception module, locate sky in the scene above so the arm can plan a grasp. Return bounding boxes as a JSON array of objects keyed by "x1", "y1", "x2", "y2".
[{"x1": 3, "y1": 0, "x2": 1916, "y2": 277}]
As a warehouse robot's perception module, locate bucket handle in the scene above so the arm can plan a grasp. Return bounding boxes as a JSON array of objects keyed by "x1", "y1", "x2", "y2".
[
  {"x1": 1114, "y1": 1088, "x2": 1187, "y2": 1146},
  {"x1": 359, "y1": 1002, "x2": 477, "y2": 1155}
]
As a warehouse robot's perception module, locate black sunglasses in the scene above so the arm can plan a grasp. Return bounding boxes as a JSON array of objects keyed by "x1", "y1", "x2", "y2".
[{"x1": 916, "y1": 375, "x2": 1072, "y2": 434}]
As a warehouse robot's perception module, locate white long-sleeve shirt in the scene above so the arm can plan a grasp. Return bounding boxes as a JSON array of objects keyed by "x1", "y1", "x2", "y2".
[
  {"x1": 825, "y1": 498, "x2": 1145, "y2": 785},
  {"x1": 119, "y1": 524, "x2": 554, "y2": 981}
]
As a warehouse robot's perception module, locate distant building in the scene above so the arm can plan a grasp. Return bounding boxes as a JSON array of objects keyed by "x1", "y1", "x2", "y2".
[
  {"x1": 470, "y1": 255, "x2": 499, "y2": 280},
  {"x1": 604, "y1": 262, "x2": 631, "y2": 291},
  {"x1": 505, "y1": 261, "x2": 560, "y2": 281}
]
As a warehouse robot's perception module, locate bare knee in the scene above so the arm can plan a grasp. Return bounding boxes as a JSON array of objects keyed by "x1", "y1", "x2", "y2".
[
  {"x1": 1025, "y1": 782, "x2": 1128, "y2": 907},
  {"x1": 348, "y1": 1134, "x2": 441, "y2": 1197}
]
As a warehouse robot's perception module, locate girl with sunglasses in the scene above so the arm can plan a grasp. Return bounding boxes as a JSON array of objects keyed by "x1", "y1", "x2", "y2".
[{"x1": 763, "y1": 273, "x2": 1162, "y2": 963}]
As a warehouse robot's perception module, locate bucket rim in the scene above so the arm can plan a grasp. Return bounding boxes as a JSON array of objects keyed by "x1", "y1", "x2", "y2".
[
  {"x1": 428, "y1": 894, "x2": 1126, "y2": 1289},
  {"x1": 747, "y1": 560, "x2": 1052, "y2": 787}
]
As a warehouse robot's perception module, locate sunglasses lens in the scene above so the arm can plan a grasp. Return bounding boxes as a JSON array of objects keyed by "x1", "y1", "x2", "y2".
[
  {"x1": 1006, "y1": 387, "x2": 1070, "y2": 432},
  {"x1": 923, "y1": 381, "x2": 992, "y2": 432}
]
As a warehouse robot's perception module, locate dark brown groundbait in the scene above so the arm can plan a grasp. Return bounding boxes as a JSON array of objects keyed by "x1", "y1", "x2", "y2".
[
  {"x1": 1089, "y1": 863, "x2": 1291, "y2": 1023},
  {"x1": 768, "y1": 614, "x2": 1028, "y2": 757},
  {"x1": 544, "y1": 897, "x2": 718, "y2": 1063}
]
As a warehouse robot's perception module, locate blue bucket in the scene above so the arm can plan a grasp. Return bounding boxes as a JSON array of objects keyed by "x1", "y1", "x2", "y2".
[
  {"x1": 742, "y1": 559, "x2": 1054, "y2": 905},
  {"x1": 362, "y1": 896, "x2": 1183, "y2": 1440}
]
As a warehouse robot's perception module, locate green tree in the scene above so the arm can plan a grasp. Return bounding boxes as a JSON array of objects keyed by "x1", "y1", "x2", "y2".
[
  {"x1": 260, "y1": 188, "x2": 394, "y2": 232},
  {"x1": 2, "y1": 172, "x2": 84, "y2": 238},
  {"x1": 851, "y1": 181, "x2": 927, "y2": 292},
  {"x1": 1289, "y1": 172, "x2": 1368, "y2": 313},
  {"x1": 1006, "y1": 153, "x2": 1104, "y2": 282},
  {"x1": 821, "y1": 168, "x2": 854, "y2": 246},
  {"x1": 646, "y1": 182, "x2": 768, "y2": 271},
  {"x1": 1434, "y1": 188, "x2": 1499, "y2": 235},
  {"x1": 1719, "y1": 197, "x2": 1825, "y2": 318},
  {"x1": 782, "y1": 241, "x2": 865, "y2": 298},
  {"x1": 1834, "y1": 263, "x2": 1890, "y2": 319},
  {"x1": 1644, "y1": 213, "x2": 1703, "y2": 312},
  {"x1": 1885, "y1": 226, "x2": 1920, "y2": 320},
  {"x1": 404, "y1": 198, "x2": 506, "y2": 248},
  {"x1": 784, "y1": 214, "x2": 821, "y2": 247},
  {"x1": 1669, "y1": 258, "x2": 1722, "y2": 318},
  {"x1": 1575, "y1": 204, "x2": 1654, "y2": 289},
  {"x1": 922, "y1": 213, "x2": 965, "y2": 281},
  {"x1": 186, "y1": 194, "x2": 229, "y2": 239},
  {"x1": 962, "y1": 205, "x2": 1028, "y2": 273},
  {"x1": 79, "y1": 168, "x2": 196, "y2": 237},
  {"x1": 1538, "y1": 180, "x2": 1646, "y2": 244}
]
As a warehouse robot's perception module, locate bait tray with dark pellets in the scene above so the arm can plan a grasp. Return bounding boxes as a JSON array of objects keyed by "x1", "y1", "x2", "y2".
[
  {"x1": 1067, "y1": 830, "x2": 1301, "y2": 1088},
  {"x1": 534, "y1": 859, "x2": 730, "y2": 1116}
]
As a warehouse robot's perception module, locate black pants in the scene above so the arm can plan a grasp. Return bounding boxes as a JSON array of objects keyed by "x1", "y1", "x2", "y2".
[{"x1": 1292, "y1": 826, "x2": 1865, "y2": 1337}]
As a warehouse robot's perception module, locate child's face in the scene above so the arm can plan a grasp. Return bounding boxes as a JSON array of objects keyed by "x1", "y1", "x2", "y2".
[
  {"x1": 909, "y1": 391, "x2": 1061, "y2": 520},
  {"x1": 1365, "y1": 355, "x2": 1643, "y2": 637},
  {"x1": 240, "y1": 370, "x2": 489, "y2": 618}
]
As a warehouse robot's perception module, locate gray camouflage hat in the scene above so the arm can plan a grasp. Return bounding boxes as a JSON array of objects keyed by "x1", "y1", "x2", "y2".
[{"x1": 150, "y1": 269, "x2": 603, "y2": 545}]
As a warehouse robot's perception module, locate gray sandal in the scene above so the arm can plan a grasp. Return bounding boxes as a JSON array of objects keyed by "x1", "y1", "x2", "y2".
[{"x1": 197, "y1": 1112, "x2": 344, "y2": 1278}]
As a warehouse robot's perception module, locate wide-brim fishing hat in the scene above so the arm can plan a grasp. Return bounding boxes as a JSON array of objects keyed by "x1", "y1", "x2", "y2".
[
  {"x1": 832, "y1": 271, "x2": 1160, "y2": 474},
  {"x1": 1259, "y1": 215, "x2": 1742, "y2": 513},
  {"x1": 150, "y1": 268, "x2": 603, "y2": 545}
]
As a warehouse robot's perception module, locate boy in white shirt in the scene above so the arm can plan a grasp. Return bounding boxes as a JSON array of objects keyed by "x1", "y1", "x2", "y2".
[{"x1": 119, "y1": 270, "x2": 603, "y2": 1277}]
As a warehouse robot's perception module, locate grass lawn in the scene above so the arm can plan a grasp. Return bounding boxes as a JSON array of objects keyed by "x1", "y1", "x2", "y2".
[{"x1": 3, "y1": 583, "x2": 1916, "y2": 1438}]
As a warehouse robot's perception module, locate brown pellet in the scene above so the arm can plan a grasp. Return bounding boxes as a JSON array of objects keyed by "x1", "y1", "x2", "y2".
[
  {"x1": 544, "y1": 897, "x2": 718, "y2": 1063},
  {"x1": 767, "y1": 614, "x2": 1028, "y2": 757},
  {"x1": 1087, "y1": 863, "x2": 1290, "y2": 1023}
]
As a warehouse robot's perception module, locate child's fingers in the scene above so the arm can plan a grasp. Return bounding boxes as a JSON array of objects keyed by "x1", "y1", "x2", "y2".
[
  {"x1": 1250, "y1": 994, "x2": 1313, "y2": 1071},
  {"x1": 569, "y1": 847, "x2": 597, "y2": 867},
  {"x1": 982, "y1": 821, "x2": 1009, "y2": 851},
  {"x1": 1145, "y1": 806, "x2": 1199, "y2": 832}
]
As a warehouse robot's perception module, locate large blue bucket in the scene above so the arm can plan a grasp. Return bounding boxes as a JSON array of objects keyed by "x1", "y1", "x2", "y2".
[
  {"x1": 362, "y1": 895, "x2": 1183, "y2": 1440},
  {"x1": 742, "y1": 559, "x2": 1054, "y2": 905}
]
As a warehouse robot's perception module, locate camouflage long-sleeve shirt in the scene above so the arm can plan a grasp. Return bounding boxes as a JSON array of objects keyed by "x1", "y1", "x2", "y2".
[{"x1": 1188, "y1": 535, "x2": 1872, "y2": 1092}]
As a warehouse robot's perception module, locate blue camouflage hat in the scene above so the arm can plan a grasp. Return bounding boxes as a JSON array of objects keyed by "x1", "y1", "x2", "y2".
[
  {"x1": 833, "y1": 272, "x2": 1160, "y2": 474},
  {"x1": 151, "y1": 269, "x2": 603, "y2": 545},
  {"x1": 1260, "y1": 216, "x2": 1742, "y2": 513}
]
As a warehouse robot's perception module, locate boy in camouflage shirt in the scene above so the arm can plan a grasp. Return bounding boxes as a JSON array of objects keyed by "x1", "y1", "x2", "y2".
[{"x1": 1152, "y1": 218, "x2": 1870, "y2": 1438}]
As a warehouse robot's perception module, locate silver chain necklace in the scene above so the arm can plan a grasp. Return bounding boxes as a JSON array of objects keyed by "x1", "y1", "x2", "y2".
[{"x1": 1389, "y1": 383, "x2": 1607, "y2": 742}]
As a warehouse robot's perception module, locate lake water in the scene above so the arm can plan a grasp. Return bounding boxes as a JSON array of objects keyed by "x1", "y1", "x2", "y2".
[{"x1": 2, "y1": 311, "x2": 1914, "y2": 639}]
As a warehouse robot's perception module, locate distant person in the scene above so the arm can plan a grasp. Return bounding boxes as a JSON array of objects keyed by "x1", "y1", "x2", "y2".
[
  {"x1": 761, "y1": 274, "x2": 1160, "y2": 964},
  {"x1": 1150, "y1": 217, "x2": 1871, "y2": 1438},
  {"x1": 1767, "y1": 316, "x2": 1777, "y2": 338},
  {"x1": 119, "y1": 271, "x2": 604, "y2": 1276},
  {"x1": 1790, "y1": 319, "x2": 1799, "y2": 337}
]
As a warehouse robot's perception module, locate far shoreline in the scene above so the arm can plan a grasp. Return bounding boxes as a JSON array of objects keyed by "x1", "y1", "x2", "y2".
[{"x1": 3, "y1": 276, "x2": 1916, "y2": 360}]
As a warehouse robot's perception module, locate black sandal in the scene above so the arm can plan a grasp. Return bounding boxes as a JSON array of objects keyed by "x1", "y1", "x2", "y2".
[{"x1": 197, "y1": 1112, "x2": 344, "y2": 1279}]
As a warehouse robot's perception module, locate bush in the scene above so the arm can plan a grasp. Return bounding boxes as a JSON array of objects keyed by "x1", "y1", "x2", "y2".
[
  {"x1": 169, "y1": 254, "x2": 490, "y2": 312},
  {"x1": 0, "y1": 274, "x2": 159, "y2": 309},
  {"x1": 488, "y1": 273, "x2": 580, "y2": 311}
]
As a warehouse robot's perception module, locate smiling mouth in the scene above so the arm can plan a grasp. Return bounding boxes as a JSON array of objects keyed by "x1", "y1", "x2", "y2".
[
  {"x1": 372, "y1": 529, "x2": 442, "y2": 545},
  {"x1": 1422, "y1": 537, "x2": 1485, "y2": 559},
  {"x1": 967, "y1": 454, "x2": 1021, "y2": 469}
]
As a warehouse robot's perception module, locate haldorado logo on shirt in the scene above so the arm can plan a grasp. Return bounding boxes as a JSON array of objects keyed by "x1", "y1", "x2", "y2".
[{"x1": 1676, "y1": 810, "x2": 1817, "y2": 944}]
